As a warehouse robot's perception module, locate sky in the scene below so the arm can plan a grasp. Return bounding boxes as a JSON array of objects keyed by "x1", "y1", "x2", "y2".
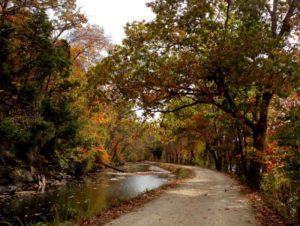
[{"x1": 77, "y1": 0, "x2": 155, "y2": 44}]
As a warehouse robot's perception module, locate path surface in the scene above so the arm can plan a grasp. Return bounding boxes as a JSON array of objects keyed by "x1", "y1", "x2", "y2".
[{"x1": 106, "y1": 166, "x2": 257, "y2": 226}]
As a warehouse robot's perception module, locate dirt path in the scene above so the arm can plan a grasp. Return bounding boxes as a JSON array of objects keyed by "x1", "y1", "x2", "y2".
[{"x1": 106, "y1": 166, "x2": 257, "y2": 226}]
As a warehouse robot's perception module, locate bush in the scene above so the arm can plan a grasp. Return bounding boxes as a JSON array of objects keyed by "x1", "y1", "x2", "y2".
[
  {"x1": 0, "y1": 118, "x2": 31, "y2": 143},
  {"x1": 261, "y1": 171, "x2": 299, "y2": 224},
  {"x1": 127, "y1": 153, "x2": 138, "y2": 162}
]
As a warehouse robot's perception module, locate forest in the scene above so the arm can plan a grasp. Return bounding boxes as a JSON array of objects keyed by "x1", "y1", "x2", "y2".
[{"x1": 0, "y1": 0, "x2": 299, "y2": 225}]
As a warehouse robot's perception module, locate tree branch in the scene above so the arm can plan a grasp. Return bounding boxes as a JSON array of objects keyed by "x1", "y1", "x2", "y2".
[
  {"x1": 271, "y1": 0, "x2": 278, "y2": 36},
  {"x1": 279, "y1": 0, "x2": 300, "y2": 36},
  {"x1": 212, "y1": 102, "x2": 255, "y2": 130},
  {"x1": 152, "y1": 100, "x2": 210, "y2": 113},
  {"x1": 225, "y1": 0, "x2": 231, "y2": 29},
  {"x1": 265, "y1": 4, "x2": 272, "y2": 16}
]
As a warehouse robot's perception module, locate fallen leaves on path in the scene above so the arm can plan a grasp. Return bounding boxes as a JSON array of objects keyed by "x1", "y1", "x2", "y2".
[
  {"x1": 77, "y1": 182, "x2": 179, "y2": 226},
  {"x1": 242, "y1": 187, "x2": 286, "y2": 226}
]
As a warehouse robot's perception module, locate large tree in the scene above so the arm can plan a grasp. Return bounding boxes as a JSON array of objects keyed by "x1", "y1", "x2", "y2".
[
  {"x1": 93, "y1": 0, "x2": 300, "y2": 188},
  {"x1": 0, "y1": 0, "x2": 88, "y2": 171}
]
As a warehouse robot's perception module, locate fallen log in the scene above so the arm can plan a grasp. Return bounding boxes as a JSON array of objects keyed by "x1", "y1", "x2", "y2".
[{"x1": 102, "y1": 163, "x2": 126, "y2": 173}]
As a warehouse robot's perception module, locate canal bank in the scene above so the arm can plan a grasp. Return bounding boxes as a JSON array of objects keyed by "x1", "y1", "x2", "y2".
[
  {"x1": 77, "y1": 162, "x2": 195, "y2": 226},
  {"x1": 0, "y1": 163, "x2": 189, "y2": 225}
]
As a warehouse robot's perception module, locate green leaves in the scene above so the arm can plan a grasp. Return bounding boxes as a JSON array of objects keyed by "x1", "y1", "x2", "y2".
[{"x1": 0, "y1": 118, "x2": 31, "y2": 143}]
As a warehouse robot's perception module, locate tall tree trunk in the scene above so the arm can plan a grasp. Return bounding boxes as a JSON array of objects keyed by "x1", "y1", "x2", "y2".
[
  {"x1": 236, "y1": 123, "x2": 247, "y2": 176},
  {"x1": 247, "y1": 127, "x2": 267, "y2": 189},
  {"x1": 208, "y1": 147, "x2": 222, "y2": 171},
  {"x1": 189, "y1": 145, "x2": 195, "y2": 164},
  {"x1": 296, "y1": 204, "x2": 300, "y2": 226},
  {"x1": 247, "y1": 92, "x2": 272, "y2": 189},
  {"x1": 247, "y1": 117, "x2": 268, "y2": 189},
  {"x1": 228, "y1": 149, "x2": 233, "y2": 172}
]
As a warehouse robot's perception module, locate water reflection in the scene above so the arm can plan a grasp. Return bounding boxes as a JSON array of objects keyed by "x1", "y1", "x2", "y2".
[
  {"x1": 117, "y1": 175, "x2": 167, "y2": 197},
  {"x1": 0, "y1": 164, "x2": 170, "y2": 225}
]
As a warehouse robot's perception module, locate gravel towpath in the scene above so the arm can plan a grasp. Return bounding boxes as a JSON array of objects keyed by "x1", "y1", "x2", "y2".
[{"x1": 106, "y1": 166, "x2": 257, "y2": 226}]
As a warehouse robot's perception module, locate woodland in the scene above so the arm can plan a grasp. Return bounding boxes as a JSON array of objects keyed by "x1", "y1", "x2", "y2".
[{"x1": 0, "y1": 0, "x2": 299, "y2": 224}]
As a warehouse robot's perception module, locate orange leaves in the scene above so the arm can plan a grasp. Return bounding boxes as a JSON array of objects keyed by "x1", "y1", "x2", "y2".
[
  {"x1": 80, "y1": 145, "x2": 111, "y2": 166},
  {"x1": 171, "y1": 28, "x2": 187, "y2": 42},
  {"x1": 265, "y1": 142, "x2": 278, "y2": 155},
  {"x1": 91, "y1": 112, "x2": 110, "y2": 125},
  {"x1": 93, "y1": 146, "x2": 110, "y2": 164}
]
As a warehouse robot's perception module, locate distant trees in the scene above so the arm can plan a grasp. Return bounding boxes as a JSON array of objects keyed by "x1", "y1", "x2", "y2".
[{"x1": 158, "y1": 99, "x2": 250, "y2": 175}]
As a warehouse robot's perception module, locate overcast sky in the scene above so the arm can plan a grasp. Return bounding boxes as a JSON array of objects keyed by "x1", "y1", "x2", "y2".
[{"x1": 77, "y1": 0, "x2": 155, "y2": 44}]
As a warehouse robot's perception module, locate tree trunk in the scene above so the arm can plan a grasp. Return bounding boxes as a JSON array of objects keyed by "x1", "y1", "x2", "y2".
[
  {"x1": 228, "y1": 149, "x2": 233, "y2": 172},
  {"x1": 189, "y1": 143, "x2": 195, "y2": 164},
  {"x1": 247, "y1": 122, "x2": 267, "y2": 189},
  {"x1": 296, "y1": 204, "x2": 300, "y2": 226},
  {"x1": 215, "y1": 159, "x2": 222, "y2": 171},
  {"x1": 247, "y1": 92, "x2": 272, "y2": 189},
  {"x1": 102, "y1": 163, "x2": 126, "y2": 173},
  {"x1": 247, "y1": 159, "x2": 261, "y2": 189},
  {"x1": 208, "y1": 147, "x2": 222, "y2": 171},
  {"x1": 236, "y1": 124, "x2": 247, "y2": 176}
]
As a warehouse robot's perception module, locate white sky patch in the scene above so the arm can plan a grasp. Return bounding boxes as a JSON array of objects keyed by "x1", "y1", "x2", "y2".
[{"x1": 77, "y1": 0, "x2": 155, "y2": 44}]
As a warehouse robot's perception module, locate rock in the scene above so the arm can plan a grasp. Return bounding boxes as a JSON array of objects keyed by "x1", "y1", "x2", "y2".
[
  {"x1": 58, "y1": 172, "x2": 72, "y2": 180},
  {"x1": 0, "y1": 166, "x2": 14, "y2": 185},
  {"x1": 37, "y1": 174, "x2": 46, "y2": 193},
  {"x1": 8, "y1": 185, "x2": 17, "y2": 193},
  {"x1": 12, "y1": 168, "x2": 35, "y2": 184},
  {"x1": 52, "y1": 179, "x2": 66, "y2": 186}
]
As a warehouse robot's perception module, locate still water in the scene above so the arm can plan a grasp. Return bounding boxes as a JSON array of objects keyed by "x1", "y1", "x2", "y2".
[{"x1": 0, "y1": 163, "x2": 172, "y2": 225}]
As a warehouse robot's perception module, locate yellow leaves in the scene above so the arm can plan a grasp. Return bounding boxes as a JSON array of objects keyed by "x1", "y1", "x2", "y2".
[
  {"x1": 91, "y1": 112, "x2": 110, "y2": 125},
  {"x1": 62, "y1": 12, "x2": 75, "y2": 21},
  {"x1": 171, "y1": 28, "x2": 187, "y2": 42},
  {"x1": 92, "y1": 146, "x2": 110, "y2": 164},
  {"x1": 100, "y1": 151, "x2": 111, "y2": 164},
  {"x1": 142, "y1": 92, "x2": 159, "y2": 105},
  {"x1": 246, "y1": 146, "x2": 267, "y2": 163},
  {"x1": 80, "y1": 145, "x2": 111, "y2": 166}
]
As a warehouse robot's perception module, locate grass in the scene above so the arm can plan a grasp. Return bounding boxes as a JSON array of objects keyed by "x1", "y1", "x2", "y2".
[
  {"x1": 0, "y1": 207, "x2": 75, "y2": 226},
  {"x1": 0, "y1": 216, "x2": 47, "y2": 226}
]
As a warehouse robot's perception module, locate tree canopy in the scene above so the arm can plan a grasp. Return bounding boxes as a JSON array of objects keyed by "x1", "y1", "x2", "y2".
[
  {"x1": 92, "y1": 0, "x2": 300, "y2": 188},
  {"x1": 1, "y1": 0, "x2": 300, "y2": 224}
]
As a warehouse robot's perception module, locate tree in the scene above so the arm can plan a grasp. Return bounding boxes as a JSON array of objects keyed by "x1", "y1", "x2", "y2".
[
  {"x1": 93, "y1": 0, "x2": 300, "y2": 188},
  {"x1": 159, "y1": 98, "x2": 203, "y2": 164},
  {"x1": 68, "y1": 24, "x2": 112, "y2": 73},
  {"x1": 0, "y1": 0, "x2": 88, "y2": 173},
  {"x1": 0, "y1": 0, "x2": 87, "y2": 40},
  {"x1": 273, "y1": 93, "x2": 300, "y2": 223}
]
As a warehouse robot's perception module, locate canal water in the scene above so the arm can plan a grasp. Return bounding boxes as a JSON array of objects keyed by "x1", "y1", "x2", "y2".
[{"x1": 0, "y1": 163, "x2": 172, "y2": 225}]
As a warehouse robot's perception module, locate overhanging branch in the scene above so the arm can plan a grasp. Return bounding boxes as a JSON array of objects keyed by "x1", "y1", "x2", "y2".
[
  {"x1": 151, "y1": 100, "x2": 210, "y2": 113},
  {"x1": 279, "y1": 0, "x2": 300, "y2": 36}
]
